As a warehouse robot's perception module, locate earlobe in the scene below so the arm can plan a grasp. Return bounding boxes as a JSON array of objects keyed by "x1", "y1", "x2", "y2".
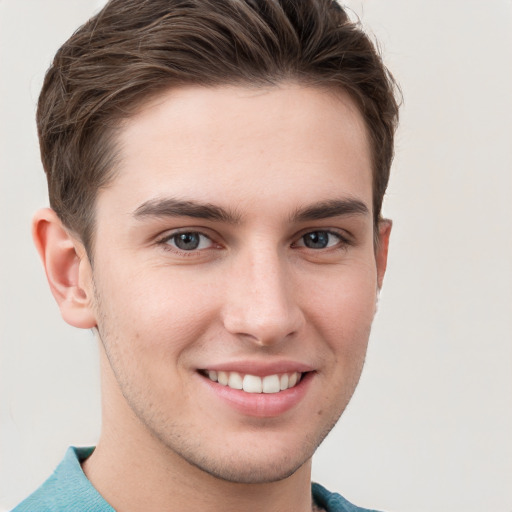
[
  {"x1": 32, "y1": 208, "x2": 97, "y2": 329},
  {"x1": 376, "y1": 219, "x2": 392, "y2": 290}
]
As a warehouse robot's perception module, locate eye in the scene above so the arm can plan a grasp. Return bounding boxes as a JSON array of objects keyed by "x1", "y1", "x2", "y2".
[
  {"x1": 163, "y1": 231, "x2": 214, "y2": 251},
  {"x1": 296, "y1": 230, "x2": 344, "y2": 249}
]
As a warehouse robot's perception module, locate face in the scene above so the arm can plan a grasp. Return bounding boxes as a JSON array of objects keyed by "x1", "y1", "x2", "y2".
[{"x1": 84, "y1": 84, "x2": 389, "y2": 484}]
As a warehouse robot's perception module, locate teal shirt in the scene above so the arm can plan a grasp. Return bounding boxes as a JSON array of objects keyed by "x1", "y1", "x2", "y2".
[{"x1": 12, "y1": 447, "x2": 382, "y2": 512}]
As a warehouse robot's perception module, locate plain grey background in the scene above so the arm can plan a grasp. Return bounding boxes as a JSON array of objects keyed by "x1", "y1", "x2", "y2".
[{"x1": 1, "y1": 1, "x2": 511, "y2": 511}]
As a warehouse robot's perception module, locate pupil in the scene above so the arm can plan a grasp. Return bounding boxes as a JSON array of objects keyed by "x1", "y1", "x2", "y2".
[
  {"x1": 304, "y1": 231, "x2": 328, "y2": 249},
  {"x1": 175, "y1": 233, "x2": 200, "y2": 250}
]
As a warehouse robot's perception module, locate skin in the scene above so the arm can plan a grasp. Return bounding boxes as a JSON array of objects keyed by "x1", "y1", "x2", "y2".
[{"x1": 34, "y1": 84, "x2": 391, "y2": 512}]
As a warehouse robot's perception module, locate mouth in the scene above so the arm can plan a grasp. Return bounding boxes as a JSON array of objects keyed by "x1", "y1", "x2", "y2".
[{"x1": 200, "y1": 370, "x2": 304, "y2": 394}]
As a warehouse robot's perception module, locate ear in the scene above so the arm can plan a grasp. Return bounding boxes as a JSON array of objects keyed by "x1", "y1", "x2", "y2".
[
  {"x1": 32, "y1": 208, "x2": 97, "y2": 329},
  {"x1": 375, "y1": 219, "x2": 392, "y2": 290}
]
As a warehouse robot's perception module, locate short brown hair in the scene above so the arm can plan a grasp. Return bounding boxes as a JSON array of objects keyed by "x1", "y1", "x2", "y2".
[{"x1": 37, "y1": 0, "x2": 400, "y2": 253}]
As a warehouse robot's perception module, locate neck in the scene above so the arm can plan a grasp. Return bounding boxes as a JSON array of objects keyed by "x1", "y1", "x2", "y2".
[
  {"x1": 83, "y1": 428, "x2": 314, "y2": 512},
  {"x1": 83, "y1": 348, "x2": 315, "y2": 512}
]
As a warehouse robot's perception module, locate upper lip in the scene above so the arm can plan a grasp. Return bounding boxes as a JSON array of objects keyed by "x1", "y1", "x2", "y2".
[{"x1": 198, "y1": 360, "x2": 314, "y2": 376}]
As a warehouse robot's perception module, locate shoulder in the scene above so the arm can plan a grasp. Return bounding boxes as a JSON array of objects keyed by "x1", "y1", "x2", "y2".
[
  {"x1": 11, "y1": 447, "x2": 114, "y2": 512},
  {"x1": 312, "y1": 482, "x2": 386, "y2": 512}
]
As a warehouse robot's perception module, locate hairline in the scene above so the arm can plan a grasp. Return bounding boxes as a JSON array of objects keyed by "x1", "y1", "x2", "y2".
[{"x1": 77, "y1": 80, "x2": 384, "y2": 262}]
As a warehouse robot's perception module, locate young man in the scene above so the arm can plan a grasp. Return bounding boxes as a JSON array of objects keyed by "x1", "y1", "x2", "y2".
[{"x1": 14, "y1": 0, "x2": 399, "y2": 511}]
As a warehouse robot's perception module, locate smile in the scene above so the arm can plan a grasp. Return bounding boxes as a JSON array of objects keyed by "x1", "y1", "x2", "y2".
[{"x1": 203, "y1": 370, "x2": 303, "y2": 394}]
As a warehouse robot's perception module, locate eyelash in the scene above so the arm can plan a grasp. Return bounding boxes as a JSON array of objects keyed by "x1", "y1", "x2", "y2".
[
  {"x1": 157, "y1": 229, "x2": 352, "y2": 255},
  {"x1": 157, "y1": 231, "x2": 217, "y2": 255},
  {"x1": 293, "y1": 230, "x2": 351, "y2": 251}
]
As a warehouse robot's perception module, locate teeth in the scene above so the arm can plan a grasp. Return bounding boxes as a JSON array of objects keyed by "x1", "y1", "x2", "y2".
[
  {"x1": 279, "y1": 373, "x2": 289, "y2": 391},
  {"x1": 228, "y1": 372, "x2": 243, "y2": 390},
  {"x1": 217, "y1": 371, "x2": 228, "y2": 386},
  {"x1": 205, "y1": 370, "x2": 302, "y2": 393},
  {"x1": 243, "y1": 374, "x2": 262, "y2": 393},
  {"x1": 262, "y1": 374, "x2": 280, "y2": 393}
]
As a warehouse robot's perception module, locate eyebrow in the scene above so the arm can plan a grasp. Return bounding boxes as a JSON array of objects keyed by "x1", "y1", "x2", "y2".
[
  {"x1": 133, "y1": 197, "x2": 241, "y2": 223},
  {"x1": 133, "y1": 196, "x2": 369, "y2": 224},
  {"x1": 291, "y1": 198, "x2": 369, "y2": 222}
]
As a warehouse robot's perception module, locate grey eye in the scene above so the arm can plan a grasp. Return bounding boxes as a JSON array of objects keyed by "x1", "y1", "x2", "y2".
[
  {"x1": 173, "y1": 233, "x2": 200, "y2": 250},
  {"x1": 301, "y1": 231, "x2": 339, "y2": 249},
  {"x1": 168, "y1": 232, "x2": 212, "y2": 251}
]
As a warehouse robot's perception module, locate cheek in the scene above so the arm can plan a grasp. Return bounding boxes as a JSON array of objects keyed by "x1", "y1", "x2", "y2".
[
  {"x1": 306, "y1": 265, "x2": 378, "y2": 354},
  {"x1": 93, "y1": 265, "x2": 220, "y2": 356}
]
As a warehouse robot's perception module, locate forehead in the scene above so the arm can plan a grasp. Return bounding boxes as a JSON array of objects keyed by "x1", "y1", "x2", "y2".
[{"x1": 98, "y1": 84, "x2": 373, "y2": 221}]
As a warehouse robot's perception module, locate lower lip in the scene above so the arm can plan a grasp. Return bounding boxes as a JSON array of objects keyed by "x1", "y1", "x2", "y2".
[{"x1": 199, "y1": 372, "x2": 314, "y2": 418}]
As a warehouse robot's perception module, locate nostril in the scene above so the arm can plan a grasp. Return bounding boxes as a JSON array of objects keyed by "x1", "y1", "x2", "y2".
[{"x1": 220, "y1": 265, "x2": 305, "y2": 345}]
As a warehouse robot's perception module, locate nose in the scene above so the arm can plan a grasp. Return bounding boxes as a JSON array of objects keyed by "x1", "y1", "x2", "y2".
[{"x1": 221, "y1": 247, "x2": 305, "y2": 346}]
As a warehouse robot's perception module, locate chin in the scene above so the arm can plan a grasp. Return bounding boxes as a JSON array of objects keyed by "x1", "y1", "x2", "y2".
[
  {"x1": 185, "y1": 451, "x2": 310, "y2": 484},
  {"x1": 156, "y1": 420, "x2": 338, "y2": 485}
]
